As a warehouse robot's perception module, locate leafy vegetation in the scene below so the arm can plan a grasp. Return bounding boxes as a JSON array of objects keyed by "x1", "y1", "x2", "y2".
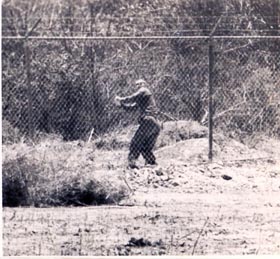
[{"x1": 2, "y1": 0, "x2": 279, "y2": 141}]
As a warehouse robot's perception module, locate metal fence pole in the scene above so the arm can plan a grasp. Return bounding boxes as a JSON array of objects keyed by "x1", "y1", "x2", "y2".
[
  {"x1": 208, "y1": 37, "x2": 214, "y2": 160},
  {"x1": 23, "y1": 19, "x2": 41, "y2": 138},
  {"x1": 24, "y1": 38, "x2": 33, "y2": 138}
]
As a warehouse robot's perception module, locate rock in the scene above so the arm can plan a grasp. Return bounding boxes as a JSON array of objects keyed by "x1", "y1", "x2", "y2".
[
  {"x1": 155, "y1": 169, "x2": 164, "y2": 176},
  {"x1": 160, "y1": 175, "x2": 170, "y2": 181},
  {"x1": 127, "y1": 237, "x2": 152, "y2": 247},
  {"x1": 172, "y1": 181, "x2": 180, "y2": 187},
  {"x1": 222, "y1": 174, "x2": 232, "y2": 180}
]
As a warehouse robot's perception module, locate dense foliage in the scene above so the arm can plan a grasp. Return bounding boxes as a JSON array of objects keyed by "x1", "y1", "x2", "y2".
[{"x1": 2, "y1": 0, "x2": 280, "y2": 140}]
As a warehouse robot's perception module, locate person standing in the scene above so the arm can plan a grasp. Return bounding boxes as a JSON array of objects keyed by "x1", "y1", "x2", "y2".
[{"x1": 115, "y1": 79, "x2": 161, "y2": 169}]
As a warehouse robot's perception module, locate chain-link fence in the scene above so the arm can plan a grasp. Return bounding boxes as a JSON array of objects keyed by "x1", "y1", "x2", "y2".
[
  {"x1": 2, "y1": 36, "x2": 280, "y2": 157},
  {"x1": 213, "y1": 38, "x2": 280, "y2": 139}
]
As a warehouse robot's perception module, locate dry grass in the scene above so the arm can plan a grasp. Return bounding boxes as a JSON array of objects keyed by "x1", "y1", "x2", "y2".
[
  {"x1": 2, "y1": 119, "x2": 22, "y2": 145},
  {"x1": 2, "y1": 120, "x2": 207, "y2": 207},
  {"x1": 2, "y1": 135, "x2": 128, "y2": 207}
]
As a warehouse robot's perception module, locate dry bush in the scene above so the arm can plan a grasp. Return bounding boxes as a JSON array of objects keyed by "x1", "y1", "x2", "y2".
[
  {"x1": 215, "y1": 63, "x2": 280, "y2": 138},
  {"x1": 2, "y1": 157, "x2": 31, "y2": 207},
  {"x1": 157, "y1": 120, "x2": 208, "y2": 148},
  {"x1": 2, "y1": 139, "x2": 128, "y2": 207},
  {"x1": 2, "y1": 120, "x2": 22, "y2": 145}
]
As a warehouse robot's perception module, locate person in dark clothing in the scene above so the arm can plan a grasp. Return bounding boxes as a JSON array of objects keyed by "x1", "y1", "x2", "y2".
[{"x1": 115, "y1": 79, "x2": 161, "y2": 169}]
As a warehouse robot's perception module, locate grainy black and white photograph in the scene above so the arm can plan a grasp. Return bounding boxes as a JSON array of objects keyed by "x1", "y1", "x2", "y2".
[{"x1": 1, "y1": 0, "x2": 280, "y2": 257}]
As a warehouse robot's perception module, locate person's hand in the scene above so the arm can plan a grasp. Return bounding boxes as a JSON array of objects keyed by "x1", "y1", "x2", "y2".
[{"x1": 114, "y1": 96, "x2": 122, "y2": 107}]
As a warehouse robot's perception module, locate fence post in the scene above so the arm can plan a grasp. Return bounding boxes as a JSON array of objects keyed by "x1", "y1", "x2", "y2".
[
  {"x1": 208, "y1": 37, "x2": 214, "y2": 160},
  {"x1": 24, "y1": 38, "x2": 34, "y2": 138},
  {"x1": 23, "y1": 19, "x2": 41, "y2": 138}
]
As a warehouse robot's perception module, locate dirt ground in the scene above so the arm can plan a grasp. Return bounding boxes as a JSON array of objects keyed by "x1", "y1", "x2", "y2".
[{"x1": 2, "y1": 135, "x2": 280, "y2": 256}]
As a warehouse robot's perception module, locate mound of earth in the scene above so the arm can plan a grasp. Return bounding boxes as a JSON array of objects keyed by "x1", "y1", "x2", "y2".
[{"x1": 118, "y1": 134, "x2": 280, "y2": 206}]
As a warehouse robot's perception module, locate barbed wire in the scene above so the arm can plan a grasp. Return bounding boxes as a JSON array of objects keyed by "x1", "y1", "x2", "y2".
[
  {"x1": 2, "y1": 15, "x2": 279, "y2": 20},
  {"x1": 2, "y1": 30, "x2": 280, "y2": 38},
  {"x1": 2, "y1": 29, "x2": 279, "y2": 33},
  {"x1": 2, "y1": 35, "x2": 280, "y2": 40}
]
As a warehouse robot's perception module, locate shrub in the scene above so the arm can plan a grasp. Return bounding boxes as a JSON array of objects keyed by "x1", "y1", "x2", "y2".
[
  {"x1": 2, "y1": 139, "x2": 128, "y2": 207},
  {"x1": 156, "y1": 120, "x2": 208, "y2": 148},
  {"x1": 215, "y1": 65, "x2": 280, "y2": 138},
  {"x1": 2, "y1": 120, "x2": 22, "y2": 145},
  {"x1": 2, "y1": 157, "x2": 31, "y2": 206},
  {"x1": 53, "y1": 178, "x2": 126, "y2": 206}
]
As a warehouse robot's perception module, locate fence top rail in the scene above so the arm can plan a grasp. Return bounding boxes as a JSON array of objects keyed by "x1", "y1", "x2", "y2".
[{"x1": 2, "y1": 35, "x2": 280, "y2": 40}]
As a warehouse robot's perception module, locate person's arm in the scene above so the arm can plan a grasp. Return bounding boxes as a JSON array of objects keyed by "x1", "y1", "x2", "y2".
[
  {"x1": 120, "y1": 87, "x2": 146, "y2": 103},
  {"x1": 120, "y1": 102, "x2": 138, "y2": 111},
  {"x1": 114, "y1": 95, "x2": 138, "y2": 111},
  {"x1": 115, "y1": 87, "x2": 151, "y2": 111}
]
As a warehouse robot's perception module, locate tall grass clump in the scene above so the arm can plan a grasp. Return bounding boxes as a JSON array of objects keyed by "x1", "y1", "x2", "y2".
[
  {"x1": 2, "y1": 138, "x2": 128, "y2": 207},
  {"x1": 2, "y1": 120, "x2": 22, "y2": 145},
  {"x1": 2, "y1": 157, "x2": 31, "y2": 206}
]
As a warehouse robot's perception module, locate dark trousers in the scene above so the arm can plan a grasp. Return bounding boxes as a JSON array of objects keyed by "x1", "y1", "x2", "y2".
[{"x1": 128, "y1": 116, "x2": 160, "y2": 165}]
